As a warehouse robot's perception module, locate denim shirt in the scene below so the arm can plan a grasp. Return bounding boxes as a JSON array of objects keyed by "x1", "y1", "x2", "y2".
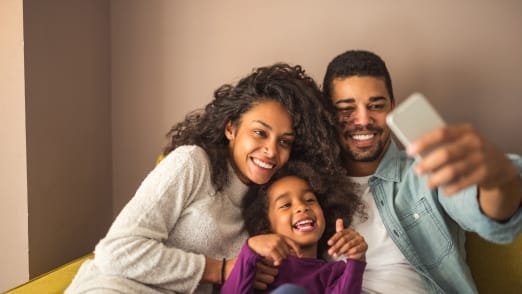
[{"x1": 369, "y1": 141, "x2": 522, "y2": 293}]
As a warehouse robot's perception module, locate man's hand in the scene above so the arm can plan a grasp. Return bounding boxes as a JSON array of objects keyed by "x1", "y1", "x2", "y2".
[
  {"x1": 327, "y1": 219, "x2": 367, "y2": 261},
  {"x1": 408, "y1": 124, "x2": 522, "y2": 220}
]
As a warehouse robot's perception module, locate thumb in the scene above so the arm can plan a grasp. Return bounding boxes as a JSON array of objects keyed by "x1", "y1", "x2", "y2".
[{"x1": 336, "y1": 218, "x2": 344, "y2": 233}]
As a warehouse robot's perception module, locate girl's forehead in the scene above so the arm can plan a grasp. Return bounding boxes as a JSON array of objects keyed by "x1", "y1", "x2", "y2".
[{"x1": 267, "y1": 175, "x2": 311, "y2": 198}]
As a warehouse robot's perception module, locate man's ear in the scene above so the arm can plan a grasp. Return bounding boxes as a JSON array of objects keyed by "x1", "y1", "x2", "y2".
[{"x1": 225, "y1": 121, "x2": 235, "y2": 140}]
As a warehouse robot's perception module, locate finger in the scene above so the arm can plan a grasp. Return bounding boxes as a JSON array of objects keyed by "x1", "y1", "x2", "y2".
[
  {"x1": 426, "y1": 155, "x2": 482, "y2": 192},
  {"x1": 336, "y1": 218, "x2": 344, "y2": 233},
  {"x1": 415, "y1": 134, "x2": 474, "y2": 176},
  {"x1": 328, "y1": 219, "x2": 345, "y2": 247},
  {"x1": 328, "y1": 232, "x2": 348, "y2": 256},
  {"x1": 254, "y1": 261, "x2": 278, "y2": 286},
  {"x1": 328, "y1": 229, "x2": 360, "y2": 256},
  {"x1": 407, "y1": 124, "x2": 472, "y2": 157},
  {"x1": 283, "y1": 237, "x2": 302, "y2": 258},
  {"x1": 346, "y1": 238, "x2": 368, "y2": 256},
  {"x1": 253, "y1": 281, "x2": 268, "y2": 290},
  {"x1": 332, "y1": 232, "x2": 365, "y2": 257}
]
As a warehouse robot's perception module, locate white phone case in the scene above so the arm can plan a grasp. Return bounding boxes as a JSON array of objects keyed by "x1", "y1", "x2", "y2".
[{"x1": 386, "y1": 92, "x2": 446, "y2": 149}]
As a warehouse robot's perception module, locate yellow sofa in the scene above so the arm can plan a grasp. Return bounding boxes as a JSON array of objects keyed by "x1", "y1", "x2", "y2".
[
  {"x1": 5, "y1": 233, "x2": 522, "y2": 293},
  {"x1": 5, "y1": 253, "x2": 93, "y2": 294}
]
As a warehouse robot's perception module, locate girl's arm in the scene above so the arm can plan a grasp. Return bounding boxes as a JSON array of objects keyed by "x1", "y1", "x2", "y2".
[{"x1": 329, "y1": 259, "x2": 366, "y2": 294}]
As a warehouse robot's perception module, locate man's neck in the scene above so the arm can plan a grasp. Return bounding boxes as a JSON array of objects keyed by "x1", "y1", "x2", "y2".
[{"x1": 343, "y1": 160, "x2": 379, "y2": 177}]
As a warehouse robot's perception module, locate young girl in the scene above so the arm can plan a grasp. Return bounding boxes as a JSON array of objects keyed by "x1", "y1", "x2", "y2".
[
  {"x1": 221, "y1": 161, "x2": 367, "y2": 294},
  {"x1": 65, "y1": 63, "x2": 340, "y2": 294}
]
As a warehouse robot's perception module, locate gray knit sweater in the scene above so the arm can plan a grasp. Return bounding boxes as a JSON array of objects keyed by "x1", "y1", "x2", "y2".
[{"x1": 66, "y1": 145, "x2": 249, "y2": 294}]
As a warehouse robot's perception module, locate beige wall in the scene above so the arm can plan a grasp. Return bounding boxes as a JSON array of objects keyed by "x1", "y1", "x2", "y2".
[
  {"x1": 111, "y1": 0, "x2": 522, "y2": 214},
  {"x1": 0, "y1": 0, "x2": 29, "y2": 290},
  {"x1": 23, "y1": 0, "x2": 112, "y2": 279}
]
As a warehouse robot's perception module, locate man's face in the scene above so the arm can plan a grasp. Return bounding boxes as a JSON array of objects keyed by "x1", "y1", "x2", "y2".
[{"x1": 330, "y1": 76, "x2": 395, "y2": 164}]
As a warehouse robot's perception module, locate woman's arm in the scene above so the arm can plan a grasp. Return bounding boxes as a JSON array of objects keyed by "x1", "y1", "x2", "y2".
[{"x1": 94, "y1": 146, "x2": 214, "y2": 293}]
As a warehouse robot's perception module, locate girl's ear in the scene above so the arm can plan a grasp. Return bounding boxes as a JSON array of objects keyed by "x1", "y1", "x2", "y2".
[{"x1": 224, "y1": 121, "x2": 235, "y2": 140}]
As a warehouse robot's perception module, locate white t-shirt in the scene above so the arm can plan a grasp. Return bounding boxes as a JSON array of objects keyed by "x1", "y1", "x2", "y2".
[{"x1": 349, "y1": 176, "x2": 427, "y2": 294}]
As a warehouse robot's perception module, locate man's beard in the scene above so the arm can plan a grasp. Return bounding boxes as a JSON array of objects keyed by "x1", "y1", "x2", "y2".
[{"x1": 340, "y1": 125, "x2": 388, "y2": 162}]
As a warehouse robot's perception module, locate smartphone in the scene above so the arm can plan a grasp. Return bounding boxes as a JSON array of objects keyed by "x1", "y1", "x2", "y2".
[{"x1": 386, "y1": 92, "x2": 446, "y2": 155}]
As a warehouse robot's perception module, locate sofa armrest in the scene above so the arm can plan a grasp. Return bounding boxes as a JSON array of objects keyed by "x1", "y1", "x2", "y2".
[{"x1": 5, "y1": 253, "x2": 93, "y2": 294}]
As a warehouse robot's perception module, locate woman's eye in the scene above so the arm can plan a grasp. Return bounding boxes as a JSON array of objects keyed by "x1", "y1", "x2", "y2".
[
  {"x1": 254, "y1": 130, "x2": 266, "y2": 137},
  {"x1": 279, "y1": 138, "x2": 293, "y2": 148}
]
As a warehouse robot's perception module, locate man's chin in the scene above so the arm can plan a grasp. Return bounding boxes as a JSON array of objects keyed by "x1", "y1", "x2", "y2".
[{"x1": 345, "y1": 147, "x2": 383, "y2": 162}]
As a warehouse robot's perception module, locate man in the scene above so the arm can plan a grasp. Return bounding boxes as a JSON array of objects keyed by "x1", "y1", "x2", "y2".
[{"x1": 320, "y1": 50, "x2": 522, "y2": 293}]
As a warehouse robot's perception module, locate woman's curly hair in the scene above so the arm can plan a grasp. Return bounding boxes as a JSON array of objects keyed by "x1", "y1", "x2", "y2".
[
  {"x1": 242, "y1": 160, "x2": 365, "y2": 257},
  {"x1": 163, "y1": 63, "x2": 342, "y2": 191}
]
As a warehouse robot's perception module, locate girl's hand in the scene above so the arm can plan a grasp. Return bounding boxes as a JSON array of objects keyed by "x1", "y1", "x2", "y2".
[
  {"x1": 327, "y1": 219, "x2": 367, "y2": 261},
  {"x1": 247, "y1": 234, "x2": 302, "y2": 266}
]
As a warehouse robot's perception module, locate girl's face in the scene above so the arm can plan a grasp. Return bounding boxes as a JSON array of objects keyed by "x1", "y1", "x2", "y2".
[
  {"x1": 225, "y1": 100, "x2": 294, "y2": 185},
  {"x1": 267, "y1": 175, "x2": 325, "y2": 257}
]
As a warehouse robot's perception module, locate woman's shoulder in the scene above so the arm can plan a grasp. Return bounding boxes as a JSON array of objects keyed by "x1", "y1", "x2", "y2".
[{"x1": 162, "y1": 145, "x2": 210, "y2": 166}]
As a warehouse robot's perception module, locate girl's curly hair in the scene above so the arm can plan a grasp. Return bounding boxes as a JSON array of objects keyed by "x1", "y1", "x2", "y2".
[
  {"x1": 163, "y1": 63, "x2": 342, "y2": 191},
  {"x1": 242, "y1": 160, "x2": 365, "y2": 257}
]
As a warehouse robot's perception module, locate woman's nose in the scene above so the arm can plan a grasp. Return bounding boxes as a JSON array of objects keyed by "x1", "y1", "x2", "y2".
[{"x1": 263, "y1": 140, "x2": 277, "y2": 157}]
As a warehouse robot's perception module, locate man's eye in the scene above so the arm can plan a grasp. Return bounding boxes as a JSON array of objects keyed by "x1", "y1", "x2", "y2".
[
  {"x1": 369, "y1": 104, "x2": 385, "y2": 111},
  {"x1": 336, "y1": 108, "x2": 354, "y2": 117}
]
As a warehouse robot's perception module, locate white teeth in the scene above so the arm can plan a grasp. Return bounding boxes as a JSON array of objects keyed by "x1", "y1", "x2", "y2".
[
  {"x1": 352, "y1": 134, "x2": 374, "y2": 140},
  {"x1": 295, "y1": 219, "x2": 313, "y2": 226},
  {"x1": 253, "y1": 158, "x2": 274, "y2": 169}
]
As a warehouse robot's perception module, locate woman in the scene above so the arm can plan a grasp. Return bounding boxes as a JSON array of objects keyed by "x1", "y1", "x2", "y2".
[{"x1": 66, "y1": 63, "x2": 340, "y2": 293}]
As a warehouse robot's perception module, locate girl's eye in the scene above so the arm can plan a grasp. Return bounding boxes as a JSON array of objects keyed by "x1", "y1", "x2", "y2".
[
  {"x1": 279, "y1": 202, "x2": 291, "y2": 209},
  {"x1": 305, "y1": 198, "x2": 316, "y2": 203}
]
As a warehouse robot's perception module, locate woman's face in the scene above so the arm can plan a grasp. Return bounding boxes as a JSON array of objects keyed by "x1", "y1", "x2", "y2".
[
  {"x1": 267, "y1": 175, "x2": 325, "y2": 256},
  {"x1": 226, "y1": 100, "x2": 294, "y2": 185}
]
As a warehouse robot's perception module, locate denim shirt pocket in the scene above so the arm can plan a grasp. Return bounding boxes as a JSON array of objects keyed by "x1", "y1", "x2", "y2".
[{"x1": 398, "y1": 197, "x2": 453, "y2": 269}]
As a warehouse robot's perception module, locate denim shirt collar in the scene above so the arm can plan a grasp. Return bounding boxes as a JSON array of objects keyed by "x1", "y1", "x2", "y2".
[{"x1": 372, "y1": 140, "x2": 403, "y2": 183}]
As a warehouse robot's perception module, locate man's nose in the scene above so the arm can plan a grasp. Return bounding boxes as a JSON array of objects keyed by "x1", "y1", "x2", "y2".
[{"x1": 352, "y1": 107, "x2": 372, "y2": 126}]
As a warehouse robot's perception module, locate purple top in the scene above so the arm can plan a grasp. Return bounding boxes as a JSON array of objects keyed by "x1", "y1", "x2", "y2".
[{"x1": 221, "y1": 243, "x2": 366, "y2": 294}]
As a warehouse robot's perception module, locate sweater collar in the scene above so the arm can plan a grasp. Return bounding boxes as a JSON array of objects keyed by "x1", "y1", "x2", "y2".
[{"x1": 224, "y1": 163, "x2": 250, "y2": 207}]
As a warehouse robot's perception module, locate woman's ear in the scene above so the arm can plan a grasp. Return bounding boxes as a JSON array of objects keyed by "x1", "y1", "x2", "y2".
[{"x1": 225, "y1": 121, "x2": 235, "y2": 140}]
